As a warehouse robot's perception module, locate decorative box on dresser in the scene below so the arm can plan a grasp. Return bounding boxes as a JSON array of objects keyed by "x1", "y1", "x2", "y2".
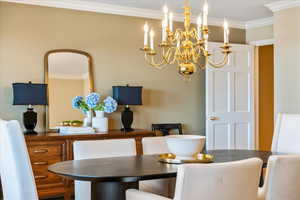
[{"x1": 25, "y1": 129, "x2": 155, "y2": 199}]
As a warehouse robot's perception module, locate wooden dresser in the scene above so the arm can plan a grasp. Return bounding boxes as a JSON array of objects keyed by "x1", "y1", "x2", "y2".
[{"x1": 25, "y1": 129, "x2": 155, "y2": 199}]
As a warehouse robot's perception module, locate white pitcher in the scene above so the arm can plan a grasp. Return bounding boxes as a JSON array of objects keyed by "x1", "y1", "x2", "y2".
[{"x1": 92, "y1": 111, "x2": 108, "y2": 133}]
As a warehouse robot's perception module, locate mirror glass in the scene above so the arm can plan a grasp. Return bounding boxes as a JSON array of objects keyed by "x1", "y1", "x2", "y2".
[{"x1": 45, "y1": 50, "x2": 94, "y2": 130}]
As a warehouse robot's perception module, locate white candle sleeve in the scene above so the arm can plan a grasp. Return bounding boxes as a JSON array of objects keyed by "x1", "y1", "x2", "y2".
[
  {"x1": 162, "y1": 20, "x2": 167, "y2": 42},
  {"x1": 203, "y1": 2, "x2": 208, "y2": 26},
  {"x1": 197, "y1": 15, "x2": 202, "y2": 40},
  {"x1": 227, "y1": 29, "x2": 230, "y2": 43},
  {"x1": 169, "y1": 13, "x2": 173, "y2": 32},
  {"x1": 143, "y1": 23, "x2": 149, "y2": 46},
  {"x1": 150, "y1": 30, "x2": 155, "y2": 50},
  {"x1": 203, "y1": 14, "x2": 207, "y2": 26},
  {"x1": 144, "y1": 32, "x2": 148, "y2": 46}
]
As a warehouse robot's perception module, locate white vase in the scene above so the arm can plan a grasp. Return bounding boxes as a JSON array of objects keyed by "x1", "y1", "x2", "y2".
[
  {"x1": 83, "y1": 111, "x2": 93, "y2": 127},
  {"x1": 92, "y1": 111, "x2": 108, "y2": 133}
]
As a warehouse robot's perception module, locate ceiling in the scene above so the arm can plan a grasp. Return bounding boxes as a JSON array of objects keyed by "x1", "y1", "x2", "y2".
[{"x1": 86, "y1": 0, "x2": 280, "y2": 21}]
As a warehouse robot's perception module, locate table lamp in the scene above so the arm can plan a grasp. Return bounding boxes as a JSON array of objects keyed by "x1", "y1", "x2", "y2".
[
  {"x1": 13, "y1": 82, "x2": 48, "y2": 134},
  {"x1": 113, "y1": 85, "x2": 143, "y2": 132}
]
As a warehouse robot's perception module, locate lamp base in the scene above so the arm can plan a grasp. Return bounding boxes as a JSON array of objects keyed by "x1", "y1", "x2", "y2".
[
  {"x1": 24, "y1": 130, "x2": 38, "y2": 135},
  {"x1": 23, "y1": 107, "x2": 38, "y2": 135},
  {"x1": 121, "y1": 128, "x2": 134, "y2": 132},
  {"x1": 121, "y1": 106, "x2": 134, "y2": 132}
]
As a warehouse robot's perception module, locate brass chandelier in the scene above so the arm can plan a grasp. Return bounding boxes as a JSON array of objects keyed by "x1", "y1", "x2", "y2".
[{"x1": 140, "y1": 0, "x2": 231, "y2": 78}]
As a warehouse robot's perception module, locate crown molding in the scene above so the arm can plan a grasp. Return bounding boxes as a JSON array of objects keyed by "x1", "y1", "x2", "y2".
[
  {"x1": 245, "y1": 17, "x2": 273, "y2": 29},
  {"x1": 265, "y1": 0, "x2": 300, "y2": 12},
  {"x1": 0, "y1": 0, "x2": 245, "y2": 29},
  {"x1": 249, "y1": 38, "x2": 274, "y2": 46}
]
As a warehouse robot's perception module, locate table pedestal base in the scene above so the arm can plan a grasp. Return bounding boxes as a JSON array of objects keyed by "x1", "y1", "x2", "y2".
[{"x1": 91, "y1": 181, "x2": 139, "y2": 200}]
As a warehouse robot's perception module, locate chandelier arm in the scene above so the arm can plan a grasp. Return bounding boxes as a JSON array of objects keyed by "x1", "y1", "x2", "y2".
[
  {"x1": 196, "y1": 46, "x2": 202, "y2": 58},
  {"x1": 190, "y1": 28, "x2": 198, "y2": 40},
  {"x1": 196, "y1": 62, "x2": 206, "y2": 70},
  {"x1": 192, "y1": 46, "x2": 202, "y2": 63},
  {"x1": 152, "y1": 56, "x2": 168, "y2": 69},
  {"x1": 144, "y1": 52, "x2": 167, "y2": 69},
  {"x1": 207, "y1": 53, "x2": 229, "y2": 68},
  {"x1": 169, "y1": 48, "x2": 178, "y2": 64},
  {"x1": 168, "y1": 29, "x2": 183, "y2": 45},
  {"x1": 163, "y1": 47, "x2": 174, "y2": 63}
]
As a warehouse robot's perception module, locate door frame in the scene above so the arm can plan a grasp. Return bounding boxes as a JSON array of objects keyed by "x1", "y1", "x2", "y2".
[{"x1": 251, "y1": 39, "x2": 275, "y2": 150}]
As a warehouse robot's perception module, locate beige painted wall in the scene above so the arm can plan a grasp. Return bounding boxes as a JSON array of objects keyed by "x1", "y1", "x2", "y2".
[
  {"x1": 0, "y1": 2, "x2": 245, "y2": 134},
  {"x1": 273, "y1": 7, "x2": 300, "y2": 114},
  {"x1": 48, "y1": 78, "x2": 87, "y2": 128},
  {"x1": 246, "y1": 25, "x2": 274, "y2": 43}
]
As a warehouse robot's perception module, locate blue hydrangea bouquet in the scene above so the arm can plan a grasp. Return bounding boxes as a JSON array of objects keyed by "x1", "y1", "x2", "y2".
[{"x1": 72, "y1": 93, "x2": 118, "y2": 113}]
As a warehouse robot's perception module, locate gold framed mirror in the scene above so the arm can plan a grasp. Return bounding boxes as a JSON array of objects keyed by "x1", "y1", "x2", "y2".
[{"x1": 44, "y1": 49, "x2": 94, "y2": 131}]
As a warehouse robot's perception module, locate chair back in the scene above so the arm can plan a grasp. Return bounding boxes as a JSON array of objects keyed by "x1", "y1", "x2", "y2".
[
  {"x1": 272, "y1": 113, "x2": 300, "y2": 153},
  {"x1": 263, "y1": 155, "x2": 300, "y2": 200},
  {"x1": 74, "y1": 138, "x2": 136, "y2": 160},
  {"x1": 141, "y1": 136, "x2": 175, "y2": 197},
  {"x1": 152, "y1": 123, "x2": 183, "y2": 136},
  {"x1": 173, "y1": 158, "x2": 262, "y2": 200},
  {"x1": 73, "y1": 138, "x2": 136, "y2": 200},
  {"x1": 0, "y1": 120, "x2": 38, "y2": 200},
  {"x1": 142, "y1": 137, "x2": 169, "y2": 155}
]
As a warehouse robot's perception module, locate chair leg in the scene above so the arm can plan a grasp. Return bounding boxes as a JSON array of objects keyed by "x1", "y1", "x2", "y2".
[{"x1": 259, "y1": 168, "x2": 265, "y2": 187}]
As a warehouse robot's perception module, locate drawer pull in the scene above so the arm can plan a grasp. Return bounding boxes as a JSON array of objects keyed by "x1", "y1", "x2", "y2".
[
  {"x1": 33, "y1": 161, "x2": 48, "y2": 165},
  {"x1": 34, "y1": 175, "x2": 48, "y2": 179},
  {"x1": 33, "y1": 149, "x2": 48, "y2": 153}
]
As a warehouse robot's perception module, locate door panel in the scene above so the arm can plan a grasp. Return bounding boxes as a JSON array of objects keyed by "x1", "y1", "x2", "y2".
[
  {"x1": 206, "y1": 43, "x2": 255, "y2": 150},
  {"x1": 235, "y1": 122, "x2": 251, "y2": 149},
  {"x1": 212, "y1": 71, "x2": 229, "y2": 113},
  {"x1": 213, "y1": 123, "x2": 230, "y2": 149},
  {"x1": 234, "y1": 72, "x2": 250, "y2": 112}
]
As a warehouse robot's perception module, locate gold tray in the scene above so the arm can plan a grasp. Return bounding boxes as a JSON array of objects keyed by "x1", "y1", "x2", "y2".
[{"x1": 158, "y1": 153, "x2": 214, "y2": 164}]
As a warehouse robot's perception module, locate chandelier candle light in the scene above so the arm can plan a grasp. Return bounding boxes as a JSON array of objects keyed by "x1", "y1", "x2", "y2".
[{"x1": 140, "y1": 0, "x2": 231, "y2": 78}]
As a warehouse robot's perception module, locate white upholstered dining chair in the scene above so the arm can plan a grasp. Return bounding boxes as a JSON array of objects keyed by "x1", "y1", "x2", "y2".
[
  {"x1": 73, "y1": 138, "x2": 136, "y2": 200},
  {"x1": 127, "y1": 158, "x2": 263, "y2": 200},
  {"x1": 272, "y1": 113, "x2": 300, "y2": 153},
  {"x1": 257, "y1": 155, "x2": 300, "y2": 200},
  {"x1": 142, "y1": 136, "x2": 169, "y2": 155},
  {"x1": 140, "y1": 137, "x2": 175, "y2": 198},
  {"x1": 0, "y1": 120, "x2": 39, "y2": 200}
]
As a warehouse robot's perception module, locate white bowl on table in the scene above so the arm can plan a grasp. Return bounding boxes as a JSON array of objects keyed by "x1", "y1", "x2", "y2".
[{"x1": 166, "y1": 135, "x2": 206, "y2": 160}]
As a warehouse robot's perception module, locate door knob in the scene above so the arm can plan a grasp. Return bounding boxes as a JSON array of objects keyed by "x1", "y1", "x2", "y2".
[{"x1": 209, "y1": 116, "x2": 218, "y2": 121}]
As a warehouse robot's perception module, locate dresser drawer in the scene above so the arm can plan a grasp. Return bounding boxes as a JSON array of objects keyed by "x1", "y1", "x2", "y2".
[
  {"x1": 28, "y1": 142, "x2": 65, "y2": 157},
  {"x1": 34, "y1": 167, "x2": 63, "y2": 186},
  {"x1": 31, "y1": 157, "x2": 61, "y2": 168}
]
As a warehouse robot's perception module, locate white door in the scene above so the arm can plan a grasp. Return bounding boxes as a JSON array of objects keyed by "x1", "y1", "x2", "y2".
[{"x1": 206, "y1": 42, "x2": 255, "y2": 150}]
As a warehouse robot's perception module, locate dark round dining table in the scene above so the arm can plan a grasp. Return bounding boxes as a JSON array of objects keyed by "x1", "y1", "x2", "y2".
[{"x1": 48, "y1": 150, "x2": 283, "y2": 200}]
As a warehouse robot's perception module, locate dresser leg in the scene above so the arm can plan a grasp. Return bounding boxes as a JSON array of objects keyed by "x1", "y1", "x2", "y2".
[{"x1": 64, "y1": 186, "x2": 72, "y2": 200}]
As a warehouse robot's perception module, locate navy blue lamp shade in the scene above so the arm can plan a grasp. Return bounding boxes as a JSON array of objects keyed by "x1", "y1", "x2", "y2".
[
  {"x1": 113, "y1": 86, "x2": 142, "y2": 105},
  {"x1": 12, "y1": 82, "x2": 48, "y2": 134},
  {"x1": 113, "y1": 85, "x2": 142, "y2": 132},
  {"x1": 13, "y1": 83, "x2": 48, "y2": 105}
]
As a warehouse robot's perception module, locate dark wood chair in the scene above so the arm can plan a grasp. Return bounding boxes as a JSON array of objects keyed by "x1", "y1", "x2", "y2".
[{"x1": 151, "y1": 123, "x2": 183, "y2": 136}]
